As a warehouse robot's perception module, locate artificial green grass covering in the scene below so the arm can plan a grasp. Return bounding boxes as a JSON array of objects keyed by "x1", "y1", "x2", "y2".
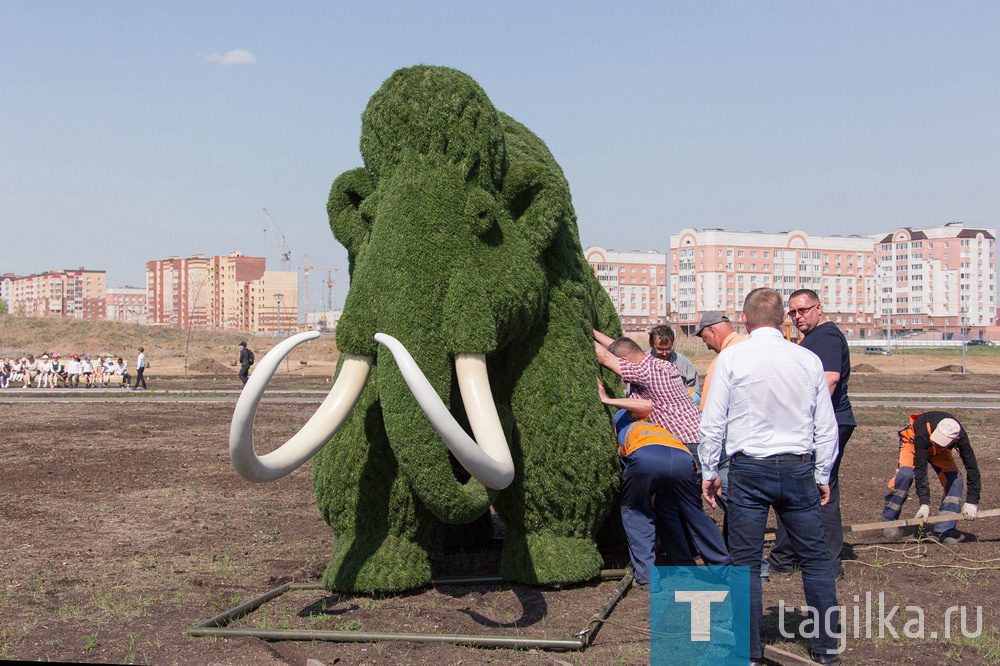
[{"x1": 316, "y1": 65, "x2": 623, "y2": 593}]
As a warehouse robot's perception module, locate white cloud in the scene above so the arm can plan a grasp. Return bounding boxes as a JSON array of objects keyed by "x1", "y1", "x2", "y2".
[{"x1": 205, "y1": 49, "x2": 257, "y2": 65}]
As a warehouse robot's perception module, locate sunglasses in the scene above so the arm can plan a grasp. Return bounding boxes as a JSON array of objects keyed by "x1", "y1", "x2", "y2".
[{"x1": 787, "y1": 303, "x2": 819, "y2": 317}]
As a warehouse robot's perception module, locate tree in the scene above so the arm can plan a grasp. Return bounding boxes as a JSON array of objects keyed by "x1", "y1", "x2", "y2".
[{"x1": 0, "y1": 299, "x2": 7, "y2": 315}]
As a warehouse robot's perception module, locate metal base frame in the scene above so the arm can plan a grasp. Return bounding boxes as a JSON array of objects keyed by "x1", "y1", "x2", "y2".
[{"x1": 188, "y1": 568, "x2": 632, "y2": 651}]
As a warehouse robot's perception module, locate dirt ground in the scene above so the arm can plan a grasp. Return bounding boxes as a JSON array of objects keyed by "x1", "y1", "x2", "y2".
[
  {"x1": 3, "y1": 316, "x2": 1000, "y2": 665},
  {"x1": 3, "y1": 382, "x2": 1000, "y2": 665}
]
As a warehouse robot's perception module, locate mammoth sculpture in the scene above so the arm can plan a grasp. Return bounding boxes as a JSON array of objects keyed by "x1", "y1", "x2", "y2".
[{"x1": 230, "y1": 65, "x2": 624, "y2": 593}]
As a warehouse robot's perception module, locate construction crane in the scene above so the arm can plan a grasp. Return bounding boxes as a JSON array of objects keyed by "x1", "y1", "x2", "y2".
[
  {"x1": 325, "y1": 271, "x2": 351, "y2": 310},
  {"x1": 300, "y1": 254, "x2": 341, "y2": 315},
  {"x1": 262, "y1": 208, "x2": 292, "y2": 271}
]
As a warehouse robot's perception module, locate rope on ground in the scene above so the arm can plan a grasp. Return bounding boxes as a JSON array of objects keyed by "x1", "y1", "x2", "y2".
[{"x1": 848, "y1": 535, "x2": 1000, "y2": 570}]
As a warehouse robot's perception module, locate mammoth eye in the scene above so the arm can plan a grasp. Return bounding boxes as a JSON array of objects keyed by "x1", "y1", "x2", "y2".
[{"x1": 464, "y1": 187, "x2": 499, "y2": 237}]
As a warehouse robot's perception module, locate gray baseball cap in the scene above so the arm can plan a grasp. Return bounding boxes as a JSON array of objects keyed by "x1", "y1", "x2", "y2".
[{"x1": 694, "y1": 311, "x2": 729, "y2": 336}]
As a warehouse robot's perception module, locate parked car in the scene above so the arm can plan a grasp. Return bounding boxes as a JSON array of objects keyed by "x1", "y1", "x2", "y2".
[
  {"x1": 864, "y1": 346, "x2": 893, "y2": 356},
  {"x1": 967, "y1": 339, "x2": 993, "y2": 346}
]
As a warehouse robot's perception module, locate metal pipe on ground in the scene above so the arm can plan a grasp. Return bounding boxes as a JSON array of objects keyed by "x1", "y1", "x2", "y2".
[{"x1": 188, "y1": 569, "x2": 631, "y2": 652}]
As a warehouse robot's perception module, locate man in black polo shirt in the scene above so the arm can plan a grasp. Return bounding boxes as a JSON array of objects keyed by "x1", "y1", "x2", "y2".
[{"x1": 768, "y1": 289, "x2": 855, "y2": 580}]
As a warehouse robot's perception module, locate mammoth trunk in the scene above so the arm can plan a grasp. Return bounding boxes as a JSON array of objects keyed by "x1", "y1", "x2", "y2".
[{"x1": 376, "y1": 340, "x2": 493, "y2": 524}]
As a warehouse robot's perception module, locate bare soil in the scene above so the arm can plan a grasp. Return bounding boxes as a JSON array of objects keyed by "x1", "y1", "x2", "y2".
[{"x1": 2, "y1": 317, "x2": 1000, "y2": 664}]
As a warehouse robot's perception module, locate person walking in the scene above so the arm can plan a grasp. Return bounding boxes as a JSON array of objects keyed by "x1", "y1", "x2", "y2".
[
  {"x1": 881, "y1": 411, "x2": 980, "y2": 544},
  {"x1": 238, "y1": 341, "x2": 254, "y2": 386},
  {"x1": 700, "y1": 288, "x2": 841, "y2": 665},
  {"x1": 768, "y1": 289, "x2": 855, "y2": 579},
  {"x1": 131, "y1": 347, "x2": 147, "y2": 391}
]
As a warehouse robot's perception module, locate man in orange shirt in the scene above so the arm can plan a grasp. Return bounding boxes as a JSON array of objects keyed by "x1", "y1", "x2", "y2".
[
  {"x1": 695, "y1": 311, "x2": 749, "y2": 549},
  {"x1": 696, "y1": 311, "x2": 748, "y2": 409}
]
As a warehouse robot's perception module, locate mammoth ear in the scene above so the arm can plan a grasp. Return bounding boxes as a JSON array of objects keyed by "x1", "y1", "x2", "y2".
[
  {"x1": 327, "y1": 167, "x2": 375, "y2": 255},
  {"x1": 503, "y1": 161, "x2": 572, "y2": 257}
]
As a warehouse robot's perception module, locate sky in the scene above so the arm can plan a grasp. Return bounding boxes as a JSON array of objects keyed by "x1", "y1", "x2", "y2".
[{"x1": 2, "y1": 1, "x2": 999, "y2": 311}]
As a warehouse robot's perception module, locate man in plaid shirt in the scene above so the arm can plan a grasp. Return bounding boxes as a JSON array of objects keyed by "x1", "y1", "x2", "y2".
[
  {"x1": 595, "y1": 331, "x2": 708, "y2": 567},
  {"x1": 593, "y1": 331, "x2": 702, "y2": 453}
]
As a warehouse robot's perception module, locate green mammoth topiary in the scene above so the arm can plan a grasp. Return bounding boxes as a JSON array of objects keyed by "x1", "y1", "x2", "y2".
[{"x1": 237, "y1": 65, "x2": 624, "y2": 594}]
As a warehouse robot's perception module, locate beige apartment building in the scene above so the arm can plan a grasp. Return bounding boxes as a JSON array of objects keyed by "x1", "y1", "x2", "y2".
[
  {"x1": 8, "y1": 269, "x2": 107, "y2": 319},
  {"x1": 106, "y1": 286, "x2": 147, "y2": 324},
  {"x1": 873, "y1": 223, "x2": 996, "y2": 335},
  {"x1": 669, "y1": 228, "x2": 879, "y2": 338},
  {"x1": 585, "y1": 246, "x2": 668, "y2": 331},
  {"x1": 146, "y1": 252, "x2": 298, "y2": 332}
]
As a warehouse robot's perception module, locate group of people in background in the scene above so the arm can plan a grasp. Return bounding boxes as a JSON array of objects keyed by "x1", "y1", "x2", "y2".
[
  {"x1": 0, "y1": 347, "x2": 148, "y2": 390},
  {"x1": 594, "y1": 287, "x2": 982, "y2": 665}
]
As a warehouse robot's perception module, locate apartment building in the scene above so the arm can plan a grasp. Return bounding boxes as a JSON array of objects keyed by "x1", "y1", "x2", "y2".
[
  {"x1": 0, "y1": 273, "x2": 15, "y2": 310},
  {"x1": 209, "y1": 253, "x2": 267, "y2": 330},
  {"x1": 585, "y1": 246, "x2": 668, "y2": 331},
  {"x1": 146, "y1": 252, "x2": 298, "y2": 332},
  {"x1": 245, "y1": 270, "x2": 299, "y2": 333},
  {"x1": 872, "y1": 223, "x2": 996, "y2": 334},
  {"x1": 146, "y1": 255, "x2": 212, "y2": 328},
  {"x1": 106, "y1": 287, "x2": 147, "y2": 324},
  {"x1": 8, "y1": 269, "x2": 107, "y2": 319},
  {"x1": 668, "y1": 228, "x2": 878, "y2": 338}
]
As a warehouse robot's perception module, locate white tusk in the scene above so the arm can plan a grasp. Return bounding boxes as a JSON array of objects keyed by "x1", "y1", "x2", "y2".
[
  {"x1": 374, "y1": 333, "x2": 514, "y2": 490},
  {"x1": 229, "y1": 330, "x2": 373, "y2": 482}
]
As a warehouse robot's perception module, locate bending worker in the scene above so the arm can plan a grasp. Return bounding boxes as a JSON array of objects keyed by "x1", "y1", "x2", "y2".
[
  {"x1": 882, "y1": 411, "x2": 980, "y2": 544},
  {"x1": 597, "y1": 380, "x2": 729, "y2": 589}
]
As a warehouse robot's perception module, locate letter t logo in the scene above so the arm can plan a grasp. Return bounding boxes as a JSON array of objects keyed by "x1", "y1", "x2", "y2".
[{"x1": 675, "y1": 591, "x2": 729, "y2": 641}]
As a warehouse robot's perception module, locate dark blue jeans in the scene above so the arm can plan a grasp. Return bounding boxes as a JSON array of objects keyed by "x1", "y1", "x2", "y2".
[
  {"x1": 727, "y1": 455, "x2": 840, "y2": 659},
  {"x1": 620, "y1": 445, "x2": 730, "y2": 584}
]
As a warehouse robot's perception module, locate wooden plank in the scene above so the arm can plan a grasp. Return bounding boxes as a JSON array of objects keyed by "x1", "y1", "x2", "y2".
[
  {"x1": 762, "y1": 508, "x2": 1000, "y2": 541},
  {"x1": 715, "y1": 627, "x2": 820, "y2": 664},
  {"x1": 844, "y1": 507, "x2": 1000, "y2": 533}
]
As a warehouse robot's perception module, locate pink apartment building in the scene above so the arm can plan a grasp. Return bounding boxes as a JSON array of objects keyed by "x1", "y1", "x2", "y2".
[
  {"x1": 873, "y1": 223, "x2": 996, "y2": 335},
  {"x1": 8, "y1": 269, "x2": 107, "y2": 319},
  {"x1": 146, "y1": 252, "x2": 298, "y2": 331},
  {"x1": 585, "y1": 246, "x2": 668, "y2": 331},
  {"x1": 106, "y1": 287, "x2": 147, "y2": 324},
  {"x1": 669, "y1": 228, "x2": 879, "y2": 338}
]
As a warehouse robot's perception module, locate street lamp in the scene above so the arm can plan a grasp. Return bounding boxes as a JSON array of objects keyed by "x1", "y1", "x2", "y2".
[
  {"x1": 961, "y1": 306, "x2": 967, "y2": 375},
  {"x1": 274, "y1": 293, "x2": 284, "y2": 339}
]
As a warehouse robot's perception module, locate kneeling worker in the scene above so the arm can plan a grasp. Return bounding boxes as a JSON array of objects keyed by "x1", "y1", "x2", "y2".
[
  {"x1": 882, "y1": 411, "x2": 980, "y2": 544},
  {"x1": 597, "y1": 380, "x2": 729, "y2": 589}
]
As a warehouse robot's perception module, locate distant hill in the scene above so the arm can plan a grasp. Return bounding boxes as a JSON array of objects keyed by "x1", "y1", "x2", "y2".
[{"x1": 0, "y1": 316, "x2": 339, "y2": 375}]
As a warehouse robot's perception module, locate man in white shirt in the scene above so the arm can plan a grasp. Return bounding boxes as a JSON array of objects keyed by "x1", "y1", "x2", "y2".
[
  {"x1": 131, "y1": 347, "x2": 147, "y2": 391},
  {"x1": 699, "y1": 288, "x2": 841, "y2": 665}
]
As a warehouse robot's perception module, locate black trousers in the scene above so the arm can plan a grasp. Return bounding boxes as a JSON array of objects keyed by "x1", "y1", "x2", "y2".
[
  {"x1": 768, "y1": 424, "x2": 855, "y2": 577},
  {"x1": 239, "y1": 366, "x2": 250, "y2": 385},
  {"x1": 133, "y1": 367, "x2": 146, "y2": 389}
]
